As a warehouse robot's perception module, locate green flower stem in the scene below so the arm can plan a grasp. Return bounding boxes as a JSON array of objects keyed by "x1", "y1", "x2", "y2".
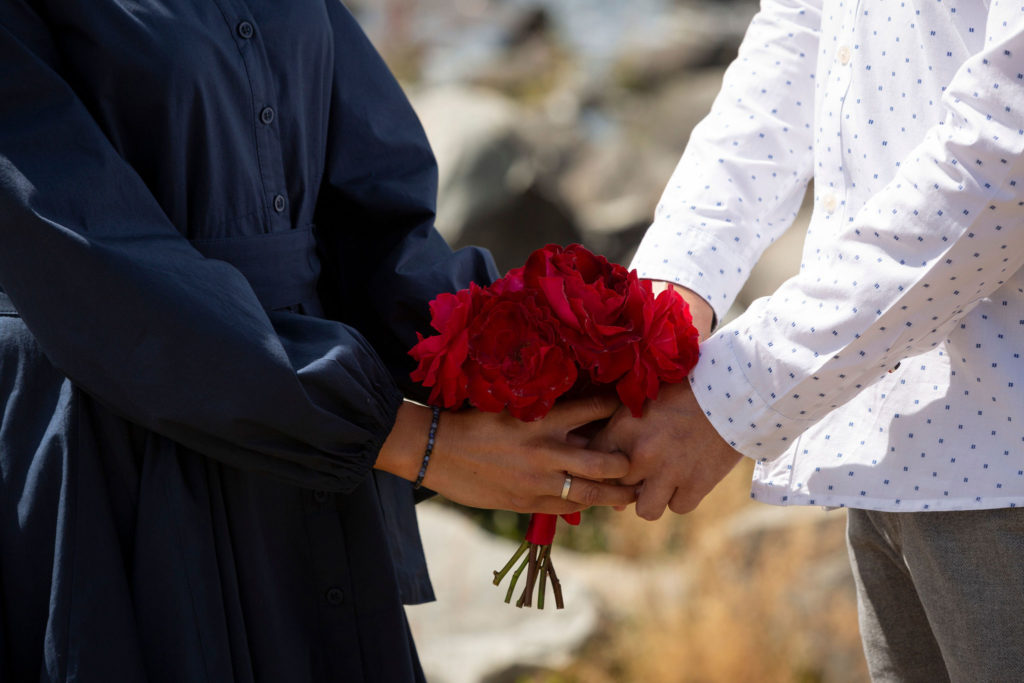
[
  {"x1": 493, "y1": 540, "x2": 530, "y2": 586},
  {"x1": 536, "y1": 545, "x2": 550, "y2": 610},
  {"x1": 504, "y1": 554, "x2": 530, "y2": 604}
]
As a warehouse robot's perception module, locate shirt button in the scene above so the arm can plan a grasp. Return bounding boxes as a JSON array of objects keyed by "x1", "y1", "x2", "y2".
[
  {"x1": 823, "y1": 194, "x2": 838, "y2": 213},
  {"x1": 838, "y1": 45, "x2": 852, "y2": 65},
  {"x1": 313, "y1": 490, "x2": 330, "y2": 503},
  {"x1": 237, "y1": 21, "x2": 254, "y2": 39},
  {"x1": 273, "y1": 194, "x2": 287, "y2": 213},
  {"x1": 325, "y1": 587, "x2": 345, "y2": 606},
  {"x1": 260, "y1": 106, "x2": 275, "y2": 125}
]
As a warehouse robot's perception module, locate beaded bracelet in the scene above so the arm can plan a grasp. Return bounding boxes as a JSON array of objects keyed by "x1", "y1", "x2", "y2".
[{"x1": 413, "y1": 405, "x2": 441, "y2": 489}]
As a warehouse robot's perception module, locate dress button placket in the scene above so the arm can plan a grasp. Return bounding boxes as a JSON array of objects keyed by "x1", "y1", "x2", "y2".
[{"x1": 325, "y1": 587, "x2": 345, "y2": 606}]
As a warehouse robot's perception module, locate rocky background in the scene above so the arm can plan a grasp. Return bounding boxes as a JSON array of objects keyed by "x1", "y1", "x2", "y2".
[{"x1": 349, "y1": 1, "x2": 866, "y2": 681}]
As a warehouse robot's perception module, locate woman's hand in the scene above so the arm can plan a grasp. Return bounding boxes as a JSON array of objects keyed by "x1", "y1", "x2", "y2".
[{"x1": 376, "y1": 395, "x2": 636, "y2": 514}]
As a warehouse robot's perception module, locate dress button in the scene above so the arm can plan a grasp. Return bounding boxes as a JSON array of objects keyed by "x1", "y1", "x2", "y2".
[
  {"x1": 260, "y1": 106, "x2": 275, "y2": 125},
  {"x1": 838, "y1": 45, "x2": 852, "y2": 65},
  {"x1": 823, "y1": 193, "x2": 838, "y2": 214},
  {"x1": 313, "y1": 490, "x2": 329, "y2": 503},
  {"x1": 325, "y1": 587, "x2": 345, "y2": 606},
  {"x1": 237, "y1": 21, "x2": 254, "y2": 39},
  {"x1": 273, "y1": 194, "x2": 287, "y2": 213}
]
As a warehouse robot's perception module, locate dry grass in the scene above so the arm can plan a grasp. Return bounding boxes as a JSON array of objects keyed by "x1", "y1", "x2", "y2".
[{"x1": 517, "y1": 461, "x2": 868, "y2": 683}]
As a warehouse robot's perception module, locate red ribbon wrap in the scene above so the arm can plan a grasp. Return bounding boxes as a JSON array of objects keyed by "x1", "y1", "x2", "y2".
[{"x1": 525, "y1": 511, "x2": 580, "y2": 545}]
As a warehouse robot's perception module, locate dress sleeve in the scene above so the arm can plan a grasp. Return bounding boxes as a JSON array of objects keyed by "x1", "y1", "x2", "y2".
[
  {"x1": 0, "y1": 2, "x2": 405, "y2": 492},
  {"x1": 313, "y1": 1, "x2": 499, "y2": 401},
  {"x1": 689, "y1": 2, "x2": 1024, "y2": 458},
  {"x1": 629, "y1": 0, "x2": 822, "y2": 322}
]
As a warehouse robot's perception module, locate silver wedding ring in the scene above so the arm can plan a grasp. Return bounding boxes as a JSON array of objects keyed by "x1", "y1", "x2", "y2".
[{"x1": 560, "y1": 473, "x2": 573, "y2": 501}]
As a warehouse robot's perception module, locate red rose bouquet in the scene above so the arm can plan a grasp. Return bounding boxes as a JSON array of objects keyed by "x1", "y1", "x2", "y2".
[{"x1": 410, "y1": 244, "x2": 699, "y2": 608}]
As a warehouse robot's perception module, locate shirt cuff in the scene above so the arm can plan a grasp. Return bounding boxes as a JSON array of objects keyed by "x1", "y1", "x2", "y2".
[
  {"x1": 689, "y1": 326, "x2": 817, "y2": 462},
  {"x1": 629, "y1": 222, "x2": 752, "y2": 325}
]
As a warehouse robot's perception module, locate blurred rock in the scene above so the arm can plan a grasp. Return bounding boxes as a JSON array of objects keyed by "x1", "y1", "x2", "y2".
[
  {"x1": 461, "y1": 185, "x2": 581, "y2": 274},
  {"x1": 554, "y1": 68, "x2": 727, "y2": 265},
  {"x1": 411, "y1": 85, "x2": 524, "y2": 241},
  {"x1": 610, "y1": 3, "x2": 756, "y2": 92},
  {"x1": 504, "y1": 6, "x2": 550, "y2": 47},
  {"x1": 411, "y1": 85, "x2": 581, "y2": 272}
]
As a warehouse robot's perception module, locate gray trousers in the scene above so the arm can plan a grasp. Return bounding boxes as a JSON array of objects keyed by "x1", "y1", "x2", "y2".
[{"x1": 846, "y1": 508, "x2": 1024, "y2": 683}]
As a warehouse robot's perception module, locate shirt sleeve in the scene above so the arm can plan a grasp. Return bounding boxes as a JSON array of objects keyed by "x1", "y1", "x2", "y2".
[
  {"x1": 0, "y1": 2, "x2": 407, "y2": 493},
  {"x1": 313, "y1": 1, "x2": 499, "y2": 403},
  {"x1": 675, "y1": 0, "x2": 1024, "y2": 458},
  {"x1": 630, "y1": 0, "x2": 822, "y2": 322}
]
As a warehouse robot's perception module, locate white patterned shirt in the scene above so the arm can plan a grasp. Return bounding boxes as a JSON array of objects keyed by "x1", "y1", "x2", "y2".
[{"x1": 630, "y1": 0, "x2": 1024, "y2": 510}]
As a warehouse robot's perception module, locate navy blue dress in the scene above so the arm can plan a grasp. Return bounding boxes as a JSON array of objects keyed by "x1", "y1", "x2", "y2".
[{"x1": 0, "y1": 1, "x2": 497, "y2": 680}]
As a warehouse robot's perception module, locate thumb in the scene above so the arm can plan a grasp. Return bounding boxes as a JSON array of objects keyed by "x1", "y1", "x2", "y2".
[{"x1": 550, "y1": 392, "x2": 620, "y2": 432}]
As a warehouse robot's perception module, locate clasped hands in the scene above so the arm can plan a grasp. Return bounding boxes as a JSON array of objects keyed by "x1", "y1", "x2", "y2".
[
  {"x1": 587, "y1": 381, "x2": 743, "y2": 520},
  {"x1": 405, "y1": 382, "x2": 741, "y2": 521}
]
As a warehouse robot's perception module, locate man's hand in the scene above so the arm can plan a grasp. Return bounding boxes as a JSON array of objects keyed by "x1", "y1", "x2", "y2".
[
  {"x1": 589, "y1": 279, "x2": 741, "y2": 519},
  {"x1": 590, "y1": 380, "x2": 743, "y2": 520}
]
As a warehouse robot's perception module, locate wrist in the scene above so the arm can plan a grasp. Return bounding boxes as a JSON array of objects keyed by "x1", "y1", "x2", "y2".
[
  {"x1": 375, "y1": 400, "x2": 434, "y2": 482},
  {"x1": 413, "y1": 406, "x2": 441, "y2": 488},
  {"x1": 647, "y1": 280, "x2": 716, "y2": 341}
]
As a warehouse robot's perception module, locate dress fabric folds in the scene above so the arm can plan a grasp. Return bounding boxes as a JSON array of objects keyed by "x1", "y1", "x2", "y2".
[{"x1": 0, "y1": 1, "x2": 497, "y2": 680}]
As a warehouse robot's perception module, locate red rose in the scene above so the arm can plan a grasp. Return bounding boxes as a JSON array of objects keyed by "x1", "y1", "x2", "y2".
[
  {"x1": 409, "y1": 284, "x2": 483, "y2": 408},
  {"x1": 491, "y1": 265, "x2": 525, "y2": 295},
  {"x1": 463, "y1": 289, "x2": 577, "y2": 421},
  {"x1": 523, "y1": 244, "x2": 649, "y2": 384},
  {"x1": 412, "y1": 246, "x2": 699, "y2": 420},
  {"x1": 615, "y1": 286, "x2": 700, "y2": 416}
]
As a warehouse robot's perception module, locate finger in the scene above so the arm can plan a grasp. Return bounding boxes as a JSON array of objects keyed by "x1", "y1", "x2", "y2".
[
  {"x1": 557, "y1": 447, "x2": 631, "y2": 480},
  {"x1": 619, "y1": 447, "x2": 657, "y2": 487},
  {"x1": 563, "y1": 475, "x2": 637, "y2": 508},
  {"x1": 587, "y1": 423, "x2": 616, "y2": 453},
  {"x1": 549, "y1": 392, "x2": 619, "y2": 431},
  {"x1": 634, "y1": 478, "x2": 676, "y2": 521},
  {"x1": 619, "y1": 471, "x2": 645, "y2": 487},
  {"x1": 565, "y1": 431, "x2": 589, "y2": 448},
  {"x1": 668, "y1": 487, "x2": 702, "y2": 515},
  {"x1": 586, "y1": 407, "x2": 636, "y2": 454}
]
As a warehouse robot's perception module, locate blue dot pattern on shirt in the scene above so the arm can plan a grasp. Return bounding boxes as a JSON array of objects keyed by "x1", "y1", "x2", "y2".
[{"x1": 630, "y1": 0, "x2": 1024, "y2": 510}]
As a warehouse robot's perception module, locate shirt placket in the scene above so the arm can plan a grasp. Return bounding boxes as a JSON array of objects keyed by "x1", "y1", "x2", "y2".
[{"x1": 816, "y1": 0, "x2": 861, "y2": 229}]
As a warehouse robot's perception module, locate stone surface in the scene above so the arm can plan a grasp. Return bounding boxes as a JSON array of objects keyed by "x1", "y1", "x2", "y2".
[
  {"x1": 410, "y1": 85, "x2": 581, "y2": 273},
  {"x1": 408, "y1": 500, "x2": 857, "y2": 683}
]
